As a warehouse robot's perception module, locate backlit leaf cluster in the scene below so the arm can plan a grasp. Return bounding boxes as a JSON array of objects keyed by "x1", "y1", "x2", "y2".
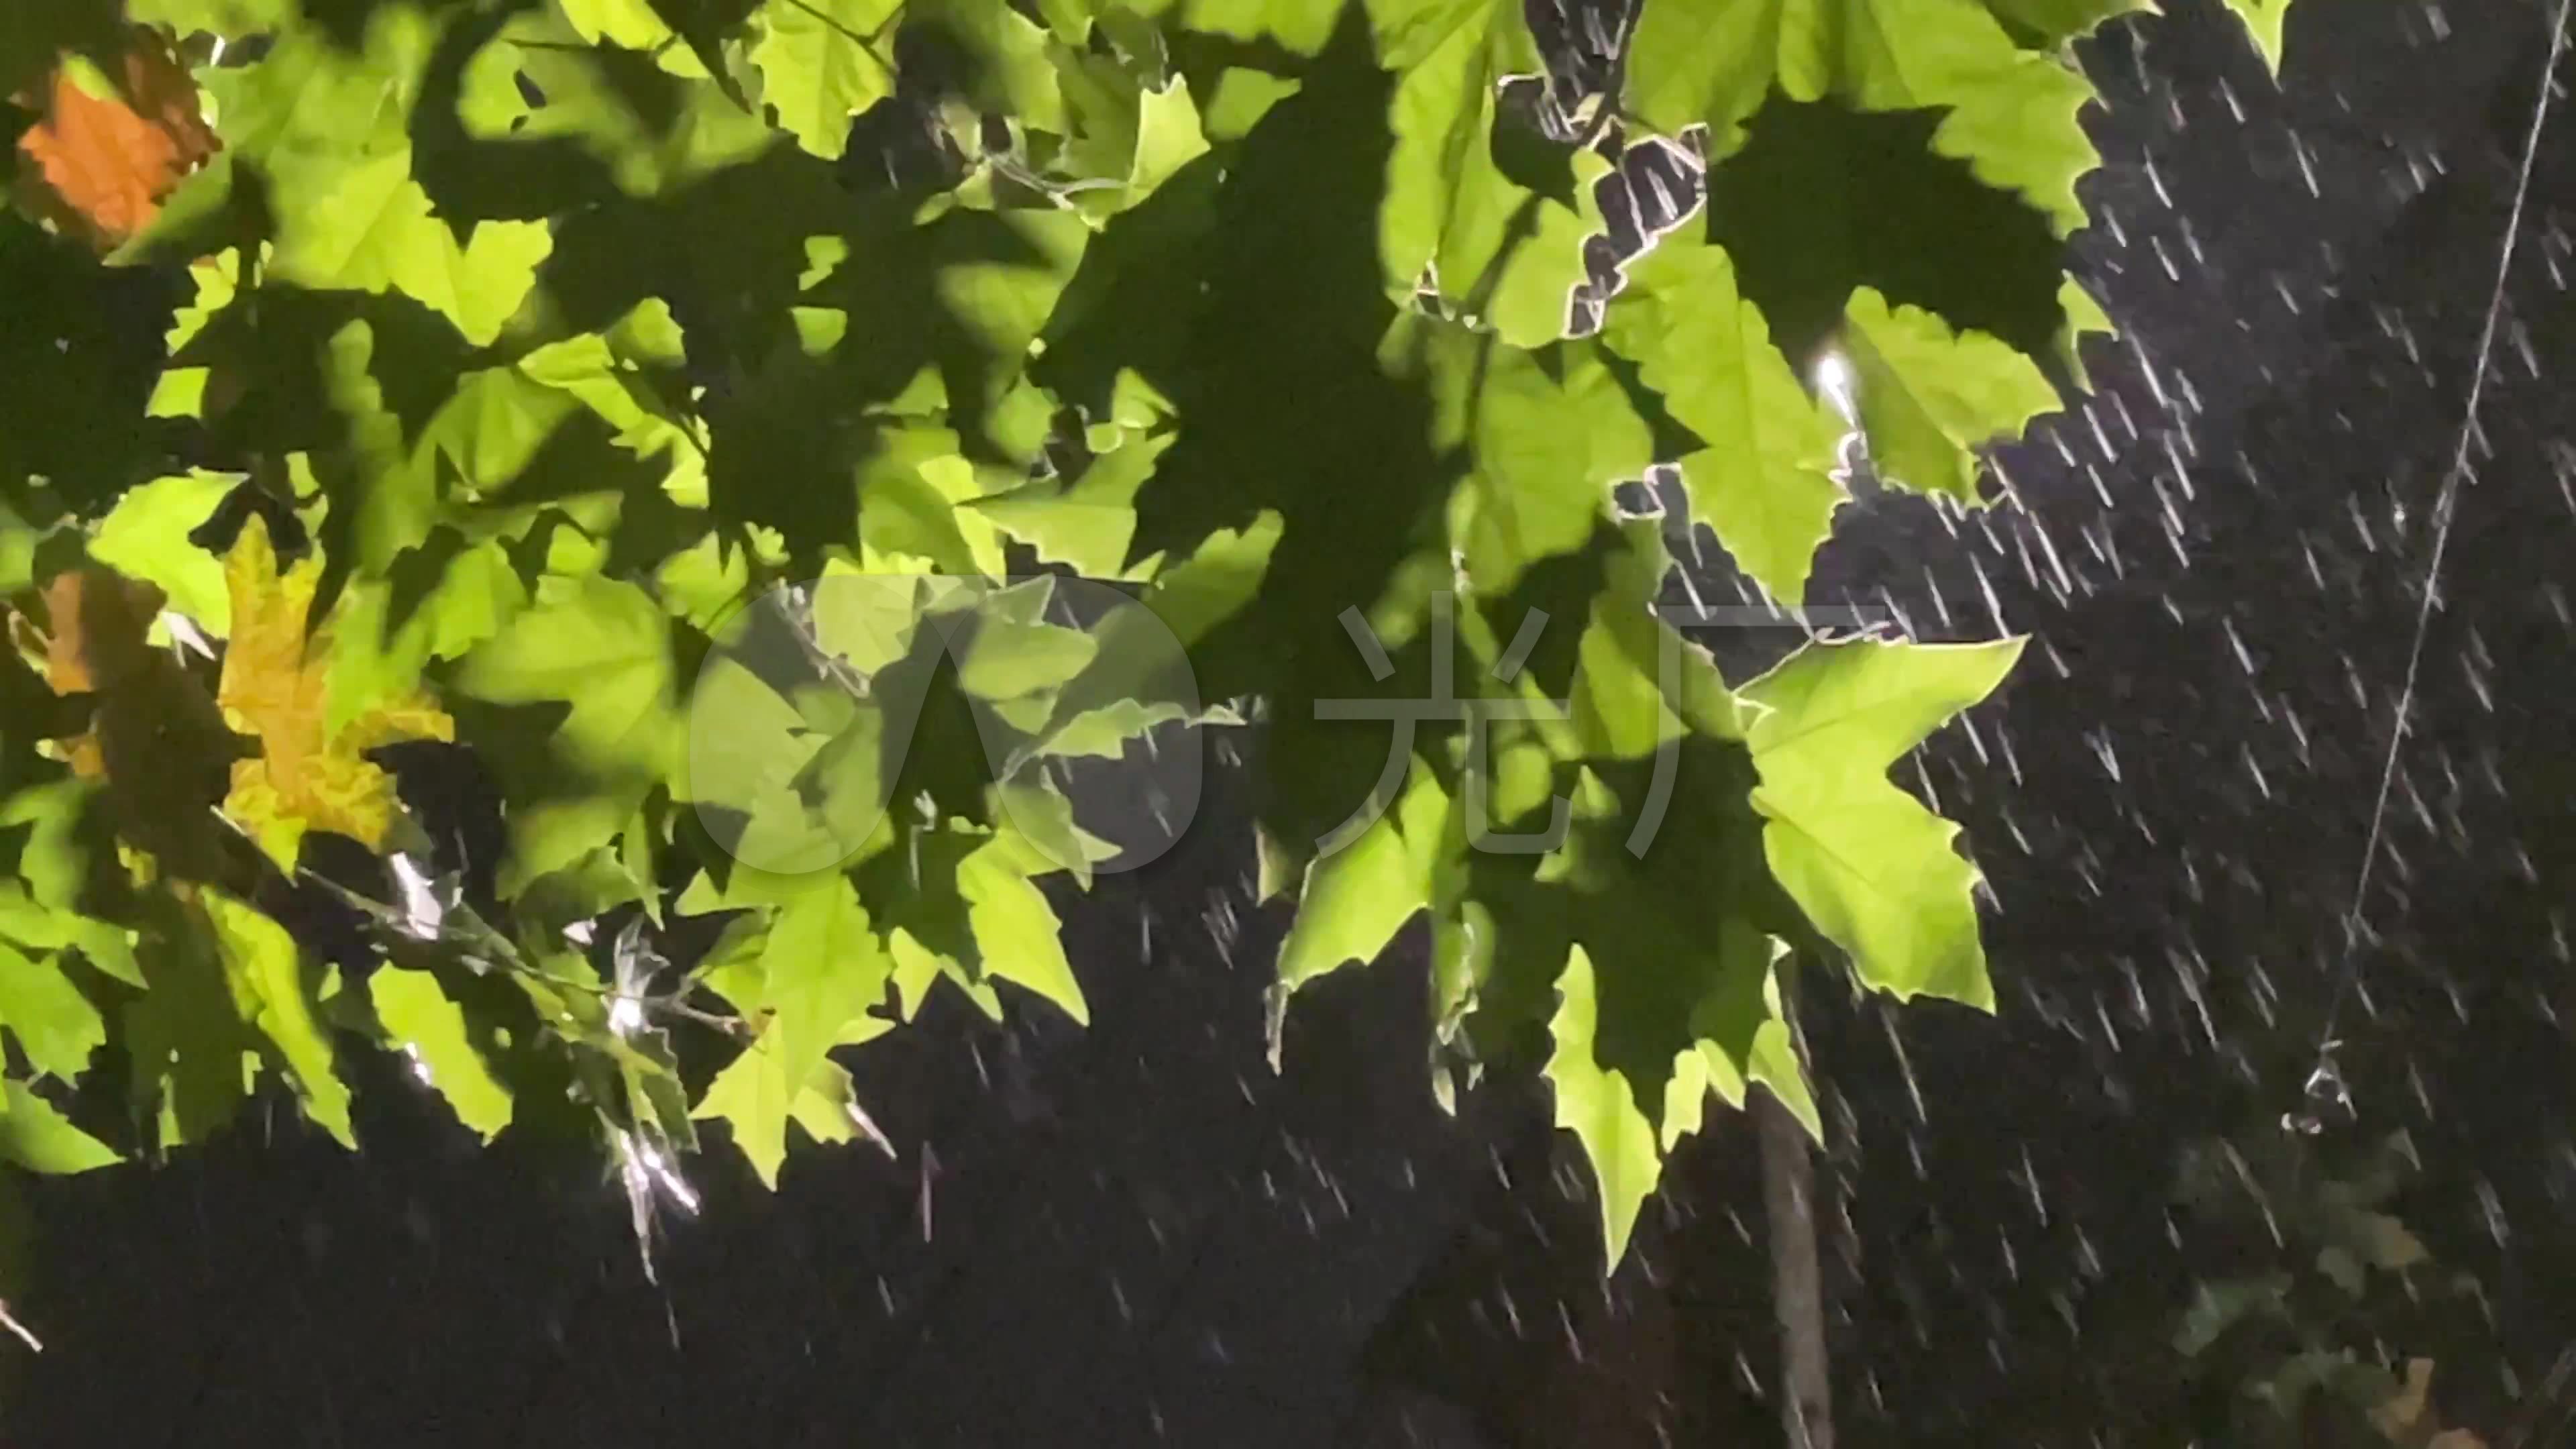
[{"x1": 0, "y1": 0, "x2": 2294, "y2": 1281}]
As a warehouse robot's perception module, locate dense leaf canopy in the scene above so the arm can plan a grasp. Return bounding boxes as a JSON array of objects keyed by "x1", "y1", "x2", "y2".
[{"x1": 0, "y1": 0, "x2": 2292, "y2": 1283}]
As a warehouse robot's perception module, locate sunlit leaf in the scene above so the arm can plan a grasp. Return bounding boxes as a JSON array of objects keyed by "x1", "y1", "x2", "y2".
[
  {"x1": 1370, "y1": 0, "x2": 1582, "y2": 325},
  {"x1": 455, "y1": 574, "x2": 681, "y2": 782},
  {"x1": 0, "y1": 940, "x2": 103, "y2": 1081},
  {"x1": 87, "y1": 470, "x2": 237, "y2": 636},
  {"x1": 1275, "y1": 763, "x2": 1449, "y2": 992},
  {"x1": 1544, "y1": 945, "x2": 1657, "y2": 1269},
  {"x1": 1452, "y1": 343, "x2": 1651, "y2": 596},
  {"x1": 1605, "y1": 233, "x2": 1844, "y2": 601},
  {"x1": 0, "y1": 1079, "x2": 117, "y2": 1173},
  {"x1": 205, "y1": 890, "x2": 354, "y2": 1146},
  {"x1": 959, "y1": 838, "x2": 1086, "y2": 1025},
  {"x1": 1841, "y1": 286, "x2": 2060, "y2": 505},
  {"x1": 693, "y1": 877, "x2": 891, "y2": 1184},
  {"x1": 261, "y1": 148, "x2": 551, "y2": 346},
  {"x1": 1743, "y1": 636, "x2": 2023, "y2": 1006},
  {"x1": 371, "y1": 967, "x2": 513, "y2": 1140},
  {"x1": 751, "y1": 0, "x2": 902, "y2": 160}
]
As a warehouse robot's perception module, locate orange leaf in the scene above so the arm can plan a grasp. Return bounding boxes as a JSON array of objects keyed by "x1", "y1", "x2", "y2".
[
  {"x1": 13, "y1": 27, "x2": 219, "y2": 250},
  {"x1": 7, "y1": 561, "x2": 241, "y2": 877},
  {"x1": 11, "y1": 564, "x2": 168, "y2": 780},
  {"x1": 30, "y1": 565, "x2": 165, "y2": 694}
]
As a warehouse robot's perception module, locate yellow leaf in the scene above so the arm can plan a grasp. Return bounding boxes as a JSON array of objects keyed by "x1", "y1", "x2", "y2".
[{"x1": 217, "y1": 517, "x2": 453, "y2": 859}]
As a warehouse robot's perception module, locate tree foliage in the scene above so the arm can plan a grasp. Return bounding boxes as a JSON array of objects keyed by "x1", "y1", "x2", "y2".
[{"x1": 0, "y1": 0, "x2": 2293, "y2": 1290}]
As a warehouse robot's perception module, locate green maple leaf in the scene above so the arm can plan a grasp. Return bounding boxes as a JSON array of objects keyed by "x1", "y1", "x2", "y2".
[
  {"x1": 193, "y1": 10, "x2": 553, "y2": 343},
  {"x1": 87, "y1": 471, "x2": 240, "y2": 637},
  {"x1": 1741, "y1": 635, "x2": 2023, "y2": 1006},
  {"x1": 328, "y1": 538, "x2": 528, "y2": 737},
  {"x1": 925, "y1": 209, "x2": 1093, "y2": 370},
  {"x1": 321, "y1": 358, "x2": 561, "y2": 735},
  {"x1": 371, "y1": 967, "x2": 513, "y2": 1140},
  {"x1": 454, "y1": 575, "x2": 684, "y2": 884},
  {"x1": 959, "y1": 838, "x2": 1087, "y2": 1025},
  {"x1": 421, "y1": 366, "x2": 586, "y2": 494},
  {"x1": 205, "y1": 891, "x2": 355, "y2": 1147},
  {"x1": 515, "y1": 301, "x2": 705, "y2": 496},
  {"x1": 957, "y1": 603, "x2": 1096, "y2": 704},
  {"x1": 1626, "y1": 0, "x2": 2098, "y2": 235},
  {"x1": 1114, "y1": 79, "x2": 1213, "y2": 204},
  {"x1": 0, "y1": 941, "x2": 104, "y2": 1082},
  {"x1": 145, "y1": 252, "x2": 241, "y2": 422},
  {"x1": 1544, "y1": 945, "x2": 1658, "y2": 1268},
  {"x1": 750, "y1": 0, "x2": 902, "y2": 160},
  {"x1": 1657, "y1": 933, "x2": 1819, "y2": 1149},
  {"x1": 262, "y1": 150, "x2": 553, "y2": 346},
  {"x1": 1605, "y1": 233, "x2": 1845, "y2": 601},
  {"x1": 693, "y1": 877, "x2": 892, "y2": 1183},
  {"x1": 0, "y1": 1081, "x2": 117, "y2": 1175},
  {"x1": 1370, "y1": 0, "x2": 1587, "y2": 336},
  {"x1": 196, "y1": 5, "x2": 426, "y2": 154},
  {"x1": 1842, "y1": 286, "x2": 2060, "y2": 505},
  {"x1": 1452, "y1": 342, "x2": 1652, "y2": 596},
  {"x1": 0, "y1": 877, "x2": 140, "y2": 988},
  {"x1": 1275, "y1": 763, "x2": 1450, "y2": 994},
  {"x1": 677, "y1": 651, "x2": 816, "y2": 821},
  {"x1": 1199, "y1": 67, "x2": 1302, "y2": 140},
  {"x1": 969, "y1": 426, "x2": 1169, "y2": 577},
  {"x1": 458, "y1": 575, "x2": 681, "y2": 780}
]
